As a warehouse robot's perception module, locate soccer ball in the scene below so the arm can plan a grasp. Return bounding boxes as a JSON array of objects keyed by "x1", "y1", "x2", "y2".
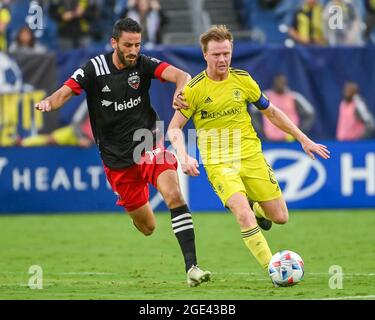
[{"x1": 268, "y1": 250, "x2": 304, "y2": 287}]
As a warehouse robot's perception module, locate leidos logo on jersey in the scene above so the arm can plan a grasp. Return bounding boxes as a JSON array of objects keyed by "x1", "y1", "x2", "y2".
[
  {"x1": 115, "y1": 97, "x2": 141, "y2": 111},
  {"x1": 101, "y1": 97, "x2": 142, "y2": 111}
]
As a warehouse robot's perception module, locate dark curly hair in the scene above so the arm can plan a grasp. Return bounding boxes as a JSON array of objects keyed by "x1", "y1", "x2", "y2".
[{"x1": 112, "y1": 18, "x2": 143, "y2": 40}]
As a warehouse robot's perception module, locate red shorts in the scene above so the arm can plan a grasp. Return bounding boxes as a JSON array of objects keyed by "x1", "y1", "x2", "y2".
[{"x1": 104, "y1": 145, "x2": 178, "y2": 212}]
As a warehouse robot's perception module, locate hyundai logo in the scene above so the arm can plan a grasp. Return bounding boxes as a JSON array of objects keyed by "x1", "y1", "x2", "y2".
[
  {"x1": 264, "y1": 149, "x2": 326, "y2": 201},
  {"x1": 0, "y1": 157, "x2": 8, "y2": 177}
]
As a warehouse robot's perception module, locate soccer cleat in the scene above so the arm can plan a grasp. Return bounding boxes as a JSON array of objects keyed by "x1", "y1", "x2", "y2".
[
  {"x1": 187, "y1": 266, "x2": 211, "y2": 287},
  {"x1": 249, "y1": 200, "x2": 272, "y2": 231},
  {"x1": 256, "y1": 216, "x2": 273, "y2": 231}
]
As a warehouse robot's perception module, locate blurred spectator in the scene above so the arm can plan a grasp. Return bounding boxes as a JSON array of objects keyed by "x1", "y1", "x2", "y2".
[
  {"x1": 323, "y1": 0, "x2": 363, "y2": 46},
  {"x1": 275, "y1": 0, "x2": 304, "y2": 26},
  {"x1": 8, "y1": 26, "x2": 47, "y2": 54},
  {"x1": 89, "y1": 0, "x2": 117, "y2": 43},
  {"x1": 288, "y1": 0, "x2": 326, "y2": 45},
  {"x1": 49, "y1": 0, "x2": 95, "y2": 50},
  {"x1": 122, "y1": 0, "x2": 165, "y2": 48},
  {"x1": 364, "y1": 0, "x2": 375, "y2": 42},
  {"x1": 0, "y1": 1, "x2": 11, "y2": 51},
  {"x1": 258, "y1": 0, "x2": 282, "y2": 9},
  {"x1": 256, "y1": 73, "x2": 315, "y2": 141},
  {"x1": 19, "y1": 100, "x2": 94, "y2": 147},
  {"x1": 336, "y1": 82, "x2": 375, "y2": 140}
]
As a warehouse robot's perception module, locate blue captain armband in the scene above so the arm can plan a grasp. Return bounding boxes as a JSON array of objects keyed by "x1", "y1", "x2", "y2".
[{"x1": 253, "y1": 93, "x2": 270, "y2": 110}]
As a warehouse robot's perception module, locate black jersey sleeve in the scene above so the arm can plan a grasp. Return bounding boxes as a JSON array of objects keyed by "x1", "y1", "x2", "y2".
[{"x1": 141, "y1": 55, "x2": 170, "y2": 81}]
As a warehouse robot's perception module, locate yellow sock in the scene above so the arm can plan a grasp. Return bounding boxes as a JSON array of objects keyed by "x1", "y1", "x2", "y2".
[
  {"x1": 241, "y1": 226, "x2": 272, "y2": 270},
  {"x1": 253, "y1": 202, "x2": 267, "y2": 219},
  {"x1": 21, "y1": 135, "x2": 50, "y2": 146}
]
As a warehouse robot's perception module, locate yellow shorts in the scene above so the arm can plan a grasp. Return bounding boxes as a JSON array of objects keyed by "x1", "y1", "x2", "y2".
[{"x1": 205, "y1": 152, "x2": 282, "y2": 206}]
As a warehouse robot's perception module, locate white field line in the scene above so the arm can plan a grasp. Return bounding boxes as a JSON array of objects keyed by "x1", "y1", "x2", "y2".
[
  {"x1": 1, "y1": 271, "x2": 374, "y2": 289},
  {"x1": 1, "y1": 271, "x2": 374, "y2": 278},
  {"x1": 60, "y1": 272, "x2": 117, "y2": 275},
  {"x1": 317, "y1": 295, "x2": 375, "y2": 300},
  {"x1": 214, "y1": 272, "x2": 375, "y2": 277},
  {"x1": 1, "y1": 276, "x2": 374, "y2": 300},
  {"x1": 51, "y1": 271, "x2": 372, "y2": 277},
  {"x1": 1, "y1": 291, "x2": 374, "y2": 300},
  {"x1": 308, "y1": 272, "x2": 375, "y2": 276},
  {"x1": 0, "y1": 271, "x2": 117, "y2": 275}
]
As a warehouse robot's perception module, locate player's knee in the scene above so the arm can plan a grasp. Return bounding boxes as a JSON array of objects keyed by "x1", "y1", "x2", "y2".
[
  {"x1": 273, "y1": 210, "x2": 289, "y2": 224},
  {"x1": 141, "y1": 223, "x2": 155, "y2": 236},
  {"x1": 142, "y1": 229, "x2": 154, "y2": 236},
  {"x1": 237, "y1": 213, "x2": 252, "y2": 227},
  {"x1": 163, "y1": 189, "x2": 184, "y2": 208},
  {"x1": 230, "y1": 205, "x2": 255, "y2": 227},
  {"x1": 134, "y1": 220, "x2": 156, "y2": 236}
]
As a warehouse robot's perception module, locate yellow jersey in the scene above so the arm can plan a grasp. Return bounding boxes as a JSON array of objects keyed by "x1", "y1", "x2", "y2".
[
  {"x1": 0, "y1": 6, "x2": 11, "y2": 51},
  {"x1": 180, "y1": 68, "x2": 269, "y2": 165}
]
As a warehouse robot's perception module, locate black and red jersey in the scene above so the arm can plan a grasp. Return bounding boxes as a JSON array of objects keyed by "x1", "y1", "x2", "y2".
[{"x1": 65, "y1": 52, "x2": 170, "y2": 169}]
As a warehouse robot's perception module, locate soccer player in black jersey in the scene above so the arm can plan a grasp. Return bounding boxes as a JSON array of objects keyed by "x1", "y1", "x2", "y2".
[{"x1": 35, "y1": 18, "x2": 211, "y2": 287}]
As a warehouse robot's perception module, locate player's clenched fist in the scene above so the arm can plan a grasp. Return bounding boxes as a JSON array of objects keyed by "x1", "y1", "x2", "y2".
[
  {"x1": 181, "y1": 155, "x2": 200, "y2": 176},
  {"x1": 173, "y1": 91, "x2": 189, "y2": 110},
  {"x1": 35, "y1": 100, "x2": 52, "y2": 112}
]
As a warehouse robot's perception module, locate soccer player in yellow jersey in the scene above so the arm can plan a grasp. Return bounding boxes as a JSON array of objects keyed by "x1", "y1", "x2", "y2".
[
  {"x1": 0, "y1": 3, "x2": 11, "y2": 51},
  {"x1": 167, "y1": 25, "x2": 330, "y2": 272}
]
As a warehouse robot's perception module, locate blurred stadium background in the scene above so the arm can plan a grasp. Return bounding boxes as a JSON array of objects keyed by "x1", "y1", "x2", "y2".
[{"x1": 0, "y1": 0, "x2": 374, "y2": 300}]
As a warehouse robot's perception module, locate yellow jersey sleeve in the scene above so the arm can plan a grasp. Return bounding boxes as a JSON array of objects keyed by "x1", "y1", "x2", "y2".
[
  {"x1": 179, "y1": 83, "x2": 197, "y2": 120},
  {"x1": 244, "y1": 74, "x2": 270, "y2": 110},
  {"x1": 244, "y1": 74, "x2": 262, "y2": 102}
]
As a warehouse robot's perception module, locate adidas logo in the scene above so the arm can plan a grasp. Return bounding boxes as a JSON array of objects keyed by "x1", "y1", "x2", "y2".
[
  {"x1": 102, "y1": 85, "x2": 111, "y2": 92},
  {"x1": 204, "y1": 97, "x2": 213, "y2": 104}
]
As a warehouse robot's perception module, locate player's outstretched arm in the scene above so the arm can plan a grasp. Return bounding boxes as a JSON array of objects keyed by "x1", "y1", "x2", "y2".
[
  {"x1": 35, "y1": 85, "x2": 75, "y2": 112},
  {"x1": 262, "y1": 103, "x2": 330, "y2": 160},
  {"x1": 161, "y1": 65, "x2": 191, "y2": 110},
  {"x1": 167, "y1": 111, "x2": 200, "y2": 176}
]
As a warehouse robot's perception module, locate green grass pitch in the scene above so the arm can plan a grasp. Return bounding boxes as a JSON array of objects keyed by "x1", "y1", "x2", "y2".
[{"x1": 0, "y1": 210, "x2": 374, "y2": 300}]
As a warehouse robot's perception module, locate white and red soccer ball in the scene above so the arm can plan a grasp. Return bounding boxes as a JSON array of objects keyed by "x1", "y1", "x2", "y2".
[{"x1": 268, "y1": 250, "x2": 304, "y2": 287}]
